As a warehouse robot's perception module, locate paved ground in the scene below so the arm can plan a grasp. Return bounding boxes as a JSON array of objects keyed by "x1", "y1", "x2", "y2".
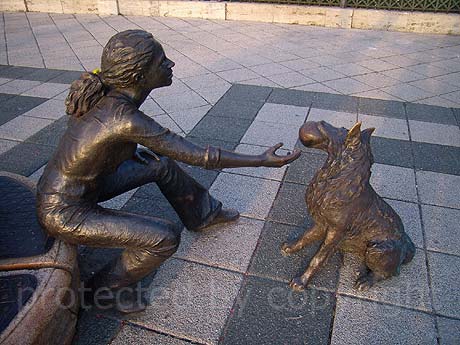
[{"x1": 1, "y1": 11, "x2": 459, "y2": 345}]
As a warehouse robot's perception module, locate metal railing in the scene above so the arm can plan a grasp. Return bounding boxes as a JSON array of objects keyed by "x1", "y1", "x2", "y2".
[{"x1": 232, "y1": 0, "x2": 460, "y2": 13}]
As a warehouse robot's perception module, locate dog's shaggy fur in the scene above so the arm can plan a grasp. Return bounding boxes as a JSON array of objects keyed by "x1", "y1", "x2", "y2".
[{"x1": 282, "y1": 121, "x2": 415, "y2": 291}]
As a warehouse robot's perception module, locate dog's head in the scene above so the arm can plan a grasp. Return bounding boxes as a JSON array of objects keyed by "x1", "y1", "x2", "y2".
[{"x1": 299, "y1": 121, "x2": 375, "y2": 155}]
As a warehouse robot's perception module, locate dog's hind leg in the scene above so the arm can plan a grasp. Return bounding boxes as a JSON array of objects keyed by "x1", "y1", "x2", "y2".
[
  {"x1": 281, "y1": 224, "x2": 326, "y2": 255},
  {"x1": 355, "y1": 240, "x2": 403, "y2": 291}
]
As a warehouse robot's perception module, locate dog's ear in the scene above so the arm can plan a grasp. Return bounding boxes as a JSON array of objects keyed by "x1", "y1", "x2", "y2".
[
  {"x1": 361, "y1": 127, "x2": 375, "y2": 144},
  {"x1": 345, "y1": 122, "x2": 362, "y2": 147}
]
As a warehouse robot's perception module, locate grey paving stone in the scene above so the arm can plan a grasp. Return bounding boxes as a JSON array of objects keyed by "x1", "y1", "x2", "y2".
[
  {"x1": 453, "y1": 107, "x2": 460, "y2": 126},
  {"x1": 22, "y1": 81, "x2": 69, "y2": 98},
  {"x1": 428, "y1": 251, "x2": 460, "y2": 318},
  {"x1": 209, "y1": 172, "x2": 281, "y2": 220},
  {"x1": 284, "y1": 151, "x2": 326, "y2": 185},
  {"x1": 0, "y1": 114, "x2": 53, "y2": 141},
  {"x1": 77, "y1": 246, "x2": 123, "y2": 283},
  {"x1": 99, "y1": 188, "x2": 137, "y2": 210},
  {"x1": 111, "y1": 325, "x2": 198, "y2": 345},
  {"x1": 186, "y1": 136, "x2": 238, "y2": 152},
  {"x1": 412, "y1": 141, "x2": 460, "y2": 176},
  {"x1": 437, "y1": 316, "x2": 460, "y2": 345},
  {"x1": 370, "y1": 136, "x2": 413, "y2": 168},
  {"x1": 417, "y1": 171, "x2": 460, "y2": 209},
  {"x1": 0, "y1": 65, "x2": 41, "y2": 79},
  {"x1": 370, "y1": 163, "x2": 418, "y2": 202},
  {"x1": 221, "y1": 276, "x2": 335, "y2": 345},
  {"x1": 248, "y1": 221, "x2": 341, "y2": 291},
  {"x1": 207, "y1": 98, "x2": 263, "y2": 120},
  {"x1": 17, "y1": 67, "x2": 65, "y2": 82},
  {"x1": 127, "y1": 259, "x2": 242, "y2": 345},
  {"x1": 0, "y1": 79, "x2": 42, "y2": 94},
  {"x1": 338, "y1": 250, "x2": 432, "y2": 312},
  {"x1": 267, "y1": 182, "x2": 310, "y2": 227},
  {"x1": 358, "y1": 97, "x2": 406, "y2": 119},
  {"x1": 0, "y1": 138, "x2": 17, "y2": 155},
  {"x1": 330, "y1": 296, "x2": 437, "y2": 345},
  {"x1": 0, "y1": 95, "x2": 47, "y2": 126},
  {"x1": 0, "y1": 93, "x2": 14, "y2": 103},
  {"x1": 224, "y1": 143, "x2": 289, "y2": 181},
  {"x1": 307, "y1": 108, "x2": 358, "y2": 128},
  {"x1": 0, "y1": 142, "x2": 54, "y2": 176},
  {"x1": 409, "y1": 120, "x2": 460, "y2": 147},
  {"x1": 169, "y1": 105, "x2": 210, "y2": 134},
  {"x1": 254, "y1": 103, "x2": 309, "y2": 126},
  {"x1": 72, "y1": 309, "x2": 122, "y2": 345},
  {"x1": 267, "y1": 88, "x2": 314, "y2": 107},
  {"x1": 223, "y1": 83, "x2": 272, "y2": 103},
  {"x1": 48, "y1": 70, "x2": 83, "y2": 84},
  {"x1": 406, "y1": 103, "x2": 457, "y2": 125},
  {"x1": 358, "y1": 114, "x2": 409, "y2": 141},
  {"x1": 22, "y1": 98, "x2": 66, "y2": 120},
  {"x1": 189, "y1": 116, "x2": 252, "y2": 143},
  {"x1": 422, "y1": 205, "x2": 460, "y2": 256},
  {"x1": 311, "y1": 92, "x2": 359, "y2": 114},
  {"x1": 241, "y1": 120, "x2": 300, "y2": 150},
  {"x1": 25, "y1": 115, "x2": 68, "y2": 147},
  {"x1": 175, "y1": 217, "x2": 264, "y2": 273},
  {"x1": 386, "y1": 199, "x2": 423, "y2": 249}
]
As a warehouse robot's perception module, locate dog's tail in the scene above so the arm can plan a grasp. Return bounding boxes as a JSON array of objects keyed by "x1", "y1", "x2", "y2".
[{"x1": 402, "y1": 233, "x2": 416, "y2": 265}]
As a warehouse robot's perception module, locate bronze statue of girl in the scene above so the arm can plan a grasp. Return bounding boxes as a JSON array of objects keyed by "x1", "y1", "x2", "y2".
[{"x1": 36, "y1": 30, "x2": 299, "y2": 312}]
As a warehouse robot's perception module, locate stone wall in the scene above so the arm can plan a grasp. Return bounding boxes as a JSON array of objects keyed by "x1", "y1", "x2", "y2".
[{"x1": 1, "y1": 0, "x2": 459, "y2": 35}]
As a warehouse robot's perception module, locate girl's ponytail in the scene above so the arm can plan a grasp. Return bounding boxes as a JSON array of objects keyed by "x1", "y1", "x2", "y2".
[{"x1": 65, "y1": 72, "x2": 105, "y2": 118}]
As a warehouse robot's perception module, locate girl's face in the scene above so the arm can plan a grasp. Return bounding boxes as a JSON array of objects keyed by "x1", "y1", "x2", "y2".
[{"x1": 144, "y1": 42, "x2": 175, "y2": 90}]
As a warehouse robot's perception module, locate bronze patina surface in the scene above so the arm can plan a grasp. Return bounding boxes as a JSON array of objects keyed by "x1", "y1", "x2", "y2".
[
  {"x1": 282, "y1": 121, "x2": 415, "y2": 291},
  {"x1": 36, "y1": 30, "x2": 299, "y2": 312}
]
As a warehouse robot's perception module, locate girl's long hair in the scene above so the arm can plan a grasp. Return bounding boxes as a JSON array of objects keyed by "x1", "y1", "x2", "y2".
[{"x1": 65, "y1": 30, "x2": 159, "y2": 118}]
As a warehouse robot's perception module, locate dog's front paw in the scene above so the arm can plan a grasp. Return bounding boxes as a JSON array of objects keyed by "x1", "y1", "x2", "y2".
[
  {"x1": 281, "y1": 242, "x2": 296, "y2": 256},
  {"x1": 289, "y1": 277, "x2": 307, "y2": 292},
  {"x1": 354, "y1": 273, "x2": 375, "y2": 291}
]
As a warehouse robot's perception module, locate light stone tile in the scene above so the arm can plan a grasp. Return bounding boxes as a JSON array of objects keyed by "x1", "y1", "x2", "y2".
[
  {"x1": 422, "y1": 205, "x2": 460, "y2": 256},
  {"x1": 329, "y1": 63, "x2": 372, "y2": 77},
  {"x1": 352, "y1": 72, "x2": 400, "y2": 88},
  {"x1": 99, "y1": 188, "x2": 138, "y2": 210},
  {"x1": 217, "y1": 68, "x2": 260, "y2": 83},
  {"x1": 127, "y1": 259, "x2": 242, "y2": 345},
  {"x1": 371, "y1": 163, "x2": 417, "y2": 202},
  {"x1": 209, "y1": 172, "x2": 280, "y2": 220},
  {"x1": 358, "y1": 114, "x2": 409, "y2": 141},
  {"x1": 0, "y1": 115, "x2": 53, "y2": 141},
  {"x1": 153, "y1": 114, "x2": 183, "y2": 134},
  {"x1": 331, "y1": 296, "x2": 437, "y2": 345},
  {"x1": 111, "y1": 325, "x2": 192, "y2": 345},
  {"x1": 241, "y1": 121, "x2": 300, "y2": 150},
  {"x1": 292, "y1": 83, "x2": 340, "y2": 94},
  {"x1": 280, "y1": 58, "x2": 320, "y2": 71},
  {"x1": 338, "y1": 250, "x2": 432, "y2": 312},
  {"x1": 409, "y1": 120, "x2": 460, "y2": 147},
  {"x1": 417, "y1": 171, "x2": 460, "y2": 209},
  {"x1": 224, "y1": 143, "x2": 289, "y2": 181},
  {"x1": 0, "y1": 79, "x2": 42, "y2": 94},
  {"x1": 53, "y1": 90, "x2": 68, "y2": 101},
  {"x1": 409, "y1": 78, "x2": 459, "y2": 96},
  {"x1": 28, "y1": 164, "x2": 45, "y2": 182},
  {"x1": 414, "y1": 96, "x2": 460, "y2": 108},
  {"x1": 22, "y1": 99, "x2": 66, "y2": 120},
  {"x1": 300, "y1": 66, "x2": 346, "y2": 82},
  {"x1": 0, "y1": 77, "x2": 11, "y2": 85},
  {"x1": 266, "y1": 71, "x2": 316, "y2": 88},
  {"x1": 428, "y1": 252, "x2": 460, "y2": 318},
  {"x1": 195, "y1": 83, "x2": 231, "y2": 104},
  {"x1": 434, "y1": 72, "x2": 460, "y2": 88},
  {"x1": 358, "y1": 58, "x2": 399, "y2": 72},
  {"x1": 239, "y1": 77, "x2": 281, "y2": 88},
  {"x1": 150, "y1": 78, "x2": 190, "y2": 98},
  {"x1": 249, "y1": 62, "x2": 293, "y2": 77},
  {"x1": 140, "y1": 98, "x2": 165, "y2": 117},
  {"x1": 437, "y1": 316, "x2": 460, "y2": 345},
  {"x1": 323, "y1": 77, "x2": 375, "y2": 95},
  {"x1": 381, "y1": 83, "x2": 434, "y2": 102},
  {"x1": 351, "y1": 89, "x2": 403, "y2": 101},
  {"x1": 408, "y1": 63, "x2": 450, "y2": 78},
  {"x1": 175, "y1": 217, "x2": 264, "y2": 272},
  {"x1": 386, "y1": 199, "x2": 423, "y2": 249},
  {"x1": 154, "y1": 90, "x2": 208, "y2": 114},
  {"x1": 22, "y1": 82, "x2": 70, "y2": 98},
  {"x1": 0, "y1": 139, "x2": 17, "y2": 155},
  {"x1": 169, "y1": 105, "x2": 211, "y2": 134},
  {"x1": 255, "y1": 103, "x2": 308, "y2": 126},
  {"x1": 307, "y1": 108, "x2": 357, "y2": 129},
  {"x1": 381, "y1": 68, "x2": 426, "y2": 82},
  {"x1": 439, "y1": 90, "x2": 460, "y2": 104},
  {"x1": 181, "y1": 73, "x2": 230, "y2": 91}
]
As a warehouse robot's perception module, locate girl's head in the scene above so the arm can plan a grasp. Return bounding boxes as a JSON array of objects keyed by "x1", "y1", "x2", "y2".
[{"x1": 66, "y1": 30, "x2": 174, "y2": 117}]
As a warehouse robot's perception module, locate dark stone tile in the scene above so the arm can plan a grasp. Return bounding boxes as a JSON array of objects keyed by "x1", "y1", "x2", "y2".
[
  {"x1": 312, "y1": 92, "x2": 359, "y2": 114},
  {"x1": 0, "y1": 66, "x2": 41, "y2": 79},
  {"x1": 25, "y1": 115, "x2": 68, "y2": 147},
  {"x1": 186, "y1": 135, "x2": 237, "y2": 151},
  {"x1": 221, "y1": 276, "x2": 335, "y2": 345},
  {"x1": 248, "y1": 221, "x2": 341, "y2": 291},
  {"x1": 406, "y1": 103, "x2": 456, "y2": 125},
  {"x1": 0, "y1": 93, "x2": 14, "y2": 103},
  {"x1": 49, "y1": 70, "x2": 83, "y2": 84},
  {"x1": 284, "y1": 152, "x2": 326, "y2": 185},
  {"x1": 207, "y1": 98, "x2": 263, "y2": 121},
  {"x1": 78, "y1": 246, "x2": 122, "y2": 282},
  {"x1": 0, "y1": 142, "x2": 54, "y2": 176},
  {"x1": 267, "y1": 88, "x2": 314, "y2": 107},
  {"x1": 225, "y1": 84, "x2": 272, "y2": 103},
  {"x1": 358, "y1": 97, "x2": 406, "y2": 119},
  {"x1": 267, "y1": 182, "x2": 309, "y2": 227},
  {"x1": 17, "y1": 68, "x2": 66, "y2": 82},
  {"x1": 73, "y1": 309, "x2": 122, "y2": 345},
  {"x1": 122, "y1": 194, "x2": 183, "y2": 227},
  {"x1": 178, "y1": 163, "x2": 219, "y2": 189},
  {"x1": 412, "y1": 141, "x2": 460, "y2": 176},
  {"x1": 189, "y1": 116, "x2": 252, "y2": 143},
  {"x1": 370, "y1": 136, "x2": 414, "y2": 168},
  {"x1": 452, "y1": 107, "x2": 460, "y2": 127},
  {"x1": 0, "y1": 95, "x2": 48, "y2": 126}
]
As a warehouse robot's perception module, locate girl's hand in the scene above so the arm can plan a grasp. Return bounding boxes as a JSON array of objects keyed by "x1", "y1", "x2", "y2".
[{"x1": 260, "y1": 143, "x2": 301, "y2": 167}]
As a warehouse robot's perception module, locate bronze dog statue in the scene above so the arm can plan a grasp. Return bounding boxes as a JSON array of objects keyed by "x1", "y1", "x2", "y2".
[{"x1": 282, "y1": 121, "x2": 415, "y2": 291}]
